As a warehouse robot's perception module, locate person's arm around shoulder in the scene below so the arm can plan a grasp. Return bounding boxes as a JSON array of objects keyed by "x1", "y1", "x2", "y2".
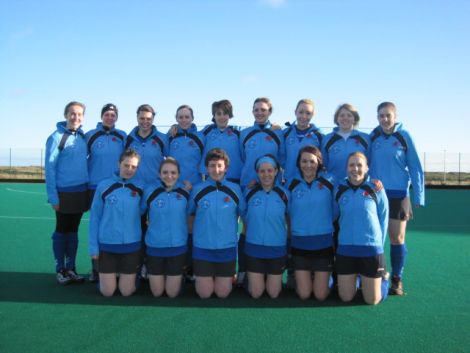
[
  {"x1": 403, "y1": 130, "x2": 425, "y2": 207},
  {"x1": 89, "y1": 182, "x2": 106, "y2": 260}
]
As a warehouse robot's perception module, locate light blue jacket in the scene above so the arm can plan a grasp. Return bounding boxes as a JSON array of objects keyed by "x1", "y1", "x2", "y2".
[
  {"x1": 45, "y1": 121, "x2": 88, "y2": 205},
  {"x1": 334, "y1": 176, "x2": 389, "y2": 256},
  {"x1": 369, "y1": 123, "x2": 425, "y2": 206},
  {"x1": 142, "y1": 180, "x2": 189, "y2": 249},
  {"x1": 189, "y1": 178, "x2": 245, "y2": 250},
  {"x1": 89, "y1": 173, "x2": 144, "y2": 256},
  {"x1": 199, "y1": 124, "x2": 243, "y2": 181},
  {"x1": 283, "y1": 123, "x2": 323, "y2": 181},
  {"x1": 168, "y1": 124, "x2": 204, "y2": 185},
  {"x1": 86, "y1": 123, "x2": 126, "y2": 189},
  {"x1": 244, "y1": 184, "x2": 290, "y2": 248},
  {"x1": 239, "y1": 122, "x2": 285, "y2": 188},
  {"x1": 287, "y1": 171, "x2": 335, "y2": 250},
  {"x1": 321, "y1": 128, "x2": 371, "y2": 180},
  {"x1": 126, "y1": 126, "x2": 168, "y2": 184}
]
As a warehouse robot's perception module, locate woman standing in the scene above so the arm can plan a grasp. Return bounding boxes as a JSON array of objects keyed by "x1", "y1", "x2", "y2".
[
  {"x1": 244, "y1": 155, "x2": 289, "y2": 298},
  {"x1": 45, "y1": 101, "x2": 88, "y2": 285},
  {"x1": 287, "y1": 146, "x2": 334, "y2": 300},
  {"x1": 189, "y1": 148, "x2": 245, "y2": 299},
  {"x1": 321, "y1": 103, "x2": 370, "y2": 181},
  {"x1": 86, "y1": 103, "x2": 126, "y2": 281},
  {"x1": 334, "y1": 152, "x2": 389, "y2": 305},
  {"x1": 126, "y1": 104, "x2": 168, "y2": 184},
  {"x1": 283, "y1": 99, "x2": 323, "y2": 181},
  {"x1": 168, "y1": 105, "x2": 204, "y2": 186},
  {"x1": 142, "y1": 158, "x2": 189, "y2": 298},
  {"x1": 200, "y1": 100, "x2": 243, "y2": 183},
  {"x1": 89, "y1": 149, "x2": 144, "y2": 297},
  {"x1": 369, "y1": 102, "x2": 425, "y2": 295}
]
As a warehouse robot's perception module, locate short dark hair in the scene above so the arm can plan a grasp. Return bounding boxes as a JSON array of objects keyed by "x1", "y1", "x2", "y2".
[
  {"x1": 136, "y1": 104, "x2": 156, "y2": 117},
  {"x1": 377, "y1": 101, "x2": 396, "y2": 113},
  {"x1": 212, "y1": 100, "x2": 233, "y2": 118},
  {"x1": 253, "y1": 97, "x2": 273, "y2": 113},
  {"x1": 205, "y1": 148, "x2": 230, "y2": 168},
  {"x1": 176, "y1": 105, "x2": 194, "y2": 120},
  {"x1": 333, "y1": 103, "x2": 360, "y2": 126},
  {"x1": 64, "y1": 101, "x2": 86, "y2": 117}
]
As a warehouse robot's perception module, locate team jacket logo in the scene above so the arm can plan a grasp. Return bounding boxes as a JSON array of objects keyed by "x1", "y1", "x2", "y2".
[
  {"x1": 223, "y1": 196, "x2": 231, "y2": 203},
  {"x1": 287, "y1": 137, "x2": 296, "y2": 145},
  {"x1": 131, "y1": 190, "x2": 138, "y2": 197},
  {"x1": 247, "y1": 139, "x2": 257, "y2": 149},
  {"x1": 107, "y1": 195, "x2": 118, "y2": 205},
  {"x1": 176, "y1": 193, "x2": 183, "y2": 200},
  {"x1": 200, "y1": 199, "x2": 210, "y2": 209},
  {"x1": 294, "y1": 189, "x2": 304, "y2": 199},
  {"x1": 112, "y1": 137, "x2": 117, "y2": 142},
  {"x1": 96, "y1": 141, "x2": 105, "y2": 149},
  {"x1": 251, "y1": 197, "x2": 262, "y2": 206},
  {"x1": 340, "y1": 195, "x2": 349, "y2": 205},
  {"x1": 265, "y1": 135, "x2": 273, "y2": 142},
  {"x1": 155, "y1": 199, "x2": 165, "y2": 208}
]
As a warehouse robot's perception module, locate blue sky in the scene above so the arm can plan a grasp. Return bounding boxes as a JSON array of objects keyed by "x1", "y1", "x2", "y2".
[{"x1": 1, "y1": 0, "x2": 469, "y2": 154}]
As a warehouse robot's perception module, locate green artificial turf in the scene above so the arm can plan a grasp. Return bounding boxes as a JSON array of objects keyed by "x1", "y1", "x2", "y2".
[{"x1": 0, "y1": 184, "x2": 469, "y2": 353}]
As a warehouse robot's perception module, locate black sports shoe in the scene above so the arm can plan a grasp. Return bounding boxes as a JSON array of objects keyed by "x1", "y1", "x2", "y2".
[
  {"x1": 67, "y1": 270, "x2": 85, "y2": 283},
  {"x1": 389, "y1": 276, "x2": 404, "y2": 296},
  {"x1": 56, "y1": 271, "x2": 72, "y2": 285}
]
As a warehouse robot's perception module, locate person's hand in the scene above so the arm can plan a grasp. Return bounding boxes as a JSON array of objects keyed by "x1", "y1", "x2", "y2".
[
  {"x1": 270, "y1": 122, "x2": 282, "y2": 131},
  {"x1": 91, "y1": 255, "x2": 99, "y2": 260},
  {"x1": 247, "y1": 180, "x2": 258, "y2": 189},
  {"x1": 371, "y1": 179, "x2": 383, "y2": 192},
  {"x1": 183, "y1": 180, "x2": 193, "y2": 191},
  {"x1": 51, "y1": 204, "x2": 59, "y2": 211},
  {"x1": 168, "y1": 124, "x2": 178, "y2": 137}
]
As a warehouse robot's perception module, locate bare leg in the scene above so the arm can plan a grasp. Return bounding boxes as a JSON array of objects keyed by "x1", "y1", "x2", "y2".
[
  {"x1": 195, "y1": 276, "x2": 214, "y2": 299},
  {"x1": 361, "y1": 275, "x2": 382, "y2": 305},
  {"x1": 247, "y1": 272, "x2": 266, "y2": 298},
  {"x1": 214, "y1": 277, "x2": 233, "y2": 298},
  {"x1": 148, "y1": 275, "x2": 165, "y2": 297},
  {"x1": 165, "y1": 275, "x2": 183, "y2": 298},
  {"x1": 295, "y1": 270, "x2": 313, "y2": 300},
  {"x1": 118, "y1": 274, "x2": 137, "y2": 296},
  {"x1": 99, "y1": 273, "x2": 117, "y2": 297},
  {"x1": 266, "y1": 274, "x2": 283, "y2": 298},
  {"x1": 338, "y1": 274, "x2": 357, "y2": 302},
  {"x1": 313, "y1": 271, "x2": 331, "y2": 301}
]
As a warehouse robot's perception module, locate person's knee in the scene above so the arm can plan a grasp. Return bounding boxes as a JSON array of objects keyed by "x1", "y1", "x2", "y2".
[
  {"x1": 166, "y1": 286, "x2": 181, "y2": 298},
  {"x1": 120, "y1": 287, "x2": 136, "y2": 297},
  {"x1": 363, "y1": 295, "x2": 381, "y2": 305},
  {"x1": 150, "y1": 287, "x2": 164, "y2": 297},
  {"x1": 296, "y1": 288, "x2": 311, "y2": 300},
  {"x1": 338, "y1": 289, "x2": 356, "y2": 302},
  {"x1": 100, "y1": 286, "x2": 115, "y2": 297},
  {"x1": 196, "y1": 287, "x2": 213, "y2": 299},
  {"x1": 314, "y1": 288, "x2": 330, "y2": 302},
  {"x1": 267, "y1": 287, "x2": 281, "y2": 299}
]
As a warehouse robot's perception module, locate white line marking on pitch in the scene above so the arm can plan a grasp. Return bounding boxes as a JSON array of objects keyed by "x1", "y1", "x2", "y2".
[{"x1": 5, "y1": 188, "x2": 45, "y2": 195}]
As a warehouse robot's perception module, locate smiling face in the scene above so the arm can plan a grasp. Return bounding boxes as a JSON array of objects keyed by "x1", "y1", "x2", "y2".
[
  {"x1": 176, "y1": 107, "x2": 193, "y2": 130},
  {"x1": 119, "y1": 156, "x2": 139, "y2": 179},
  {"x1": 207, "y1": 159, "x2": 227, "y2": 181},
  {"x1": 337, "y1": 108, "x2": 355, "y2": 132},
  {"x1": 101, "y1": 111, "x2": 117, "y2": 128},
  {"x1": 295, "y1": 103, "x2": 314, "y2": 130},
  {"x1": 347, "y1": 154, "x2": 369, "y2": 185},
  {"x1": 160, "y1": 162, "x2": 179, "y2": 188},
  {"x1": 252, "y1": 102, "x2": 271, "y2": 125},
  {"x1": 299, "y1": 151, "x2": 319, "y2": 181},
  {"x1": 65, "y1": 104, "x2": 84, "y2": 130},
  {"x1": 214, "y1": 109, "x2": 230, "y2": 129},
  {"x1": 257, "y1": 162, "x2": 278, "y2": 189},
  {"x1": 378, "y1": 106, "x2": 397, "y2": 134},
  {"x1": 137, "y1": 111, "x2": 154, "y2": 135}
]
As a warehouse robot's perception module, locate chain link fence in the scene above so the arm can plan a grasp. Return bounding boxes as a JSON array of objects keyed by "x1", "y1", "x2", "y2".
[{"x1": 1, "y1": 148, "x2": 469, "y2": 185}]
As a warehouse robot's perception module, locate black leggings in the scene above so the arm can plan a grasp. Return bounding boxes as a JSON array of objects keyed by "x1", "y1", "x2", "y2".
[{"x1": 55, "y1": 211, "x2": 83, "y2": 234}]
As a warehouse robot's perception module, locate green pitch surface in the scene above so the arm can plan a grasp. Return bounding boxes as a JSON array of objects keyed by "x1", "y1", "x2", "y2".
[{"x1": 0, "y1": 184, "x2": 469, "y2": 353}]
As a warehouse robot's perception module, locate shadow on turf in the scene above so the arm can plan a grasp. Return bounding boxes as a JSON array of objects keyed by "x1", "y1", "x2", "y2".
[{"x1": 0, "y1": 272, "x2": 370, "y2": 308}]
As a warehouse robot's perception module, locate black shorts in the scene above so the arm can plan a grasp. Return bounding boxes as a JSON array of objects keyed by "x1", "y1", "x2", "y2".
[
  {"x1": 193, "y1": 259, "x2": 236, "y2": 277},
  {"x1": 58, "y1": 190, "x2": 89, "y2": 214},
  {"x1": 246, "y1": 255, "x2": 286, "y2": 275},
  {"x1": 389, "y1": 196, "x2": 412, "y2": 221},
  {"x1": 291, "y1": 247, "x2": 334, "y2": 272},
  {"x1": 335, "y1": 254, "x2": 386, "y2": 278},
  {"x1": 146, "y1": 253, "x2": 186, "y2": 276},
  {"x1": 98, "y1": 250, "x2": 141, "y2": 274}
]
